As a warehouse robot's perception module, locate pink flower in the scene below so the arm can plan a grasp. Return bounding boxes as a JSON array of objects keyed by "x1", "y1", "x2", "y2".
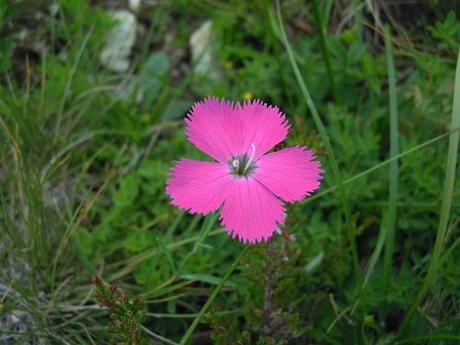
[{"x1": 166, "y1": 97, "x2": 323, "y2": 243}]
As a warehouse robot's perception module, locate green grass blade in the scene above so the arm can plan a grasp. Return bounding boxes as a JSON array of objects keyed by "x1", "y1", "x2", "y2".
[
  {"x1": 311, "y1": 0, "x2": 339, "y2": 102},
  {"x1": 55, "y1": 28, "x2": 93, "y2": 137},
  {"x1": 350, "y1": 219, "x2": 387, "y2": 314},
  {"x1": 352, "y1": 0, "x2": 364, "y2": 35},
  {"x1": 274, "y1": 1, "x2": 361, "y2": 282},
  {"x1": 383, "y1": 26, "x2": 399, "y2": 293},
  {"x1": 398, "y1": 334, "x2": 460, "y2": 344},
  {"x1": 319, "y1": 0, "x2": 334, "y2": 31},
  {"x1": 179, "y1": 246, "x2": 250, "y2": 345},
  {"x1": 178, "y1": 212, "x2": 219, "y2": 272},
  {"x1": 353, "y1": 27, "x2": 400, "y2": 314},
  {"x1": 141, "y1": 325, "x2": 179, "y2": 345},
  {"x1": 398, "y1": 48, "x2": 460, "y2": 335}
]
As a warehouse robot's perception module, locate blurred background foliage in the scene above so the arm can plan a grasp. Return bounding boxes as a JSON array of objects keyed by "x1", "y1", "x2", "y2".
[{"x1": 0, "y1": 0, "x2": 459, "y2": 344}]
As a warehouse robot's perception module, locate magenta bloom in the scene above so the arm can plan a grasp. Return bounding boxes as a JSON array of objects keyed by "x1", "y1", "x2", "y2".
[{"x1": 166, "y1": 98, "x2": 322, "y2": 243}]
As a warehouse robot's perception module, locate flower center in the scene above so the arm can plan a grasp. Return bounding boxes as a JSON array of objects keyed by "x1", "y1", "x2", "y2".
[{"x1": 229, "y1": 143, "x2": 256, "y2": 177}]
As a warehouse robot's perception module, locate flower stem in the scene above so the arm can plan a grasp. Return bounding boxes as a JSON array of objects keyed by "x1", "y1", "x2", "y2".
[
  {"x1": 179, "y1": 246, "x2": 250, "y2": 345},
  {"x1": 262, "y1": 237, "x2": 276, "y2": 336}
]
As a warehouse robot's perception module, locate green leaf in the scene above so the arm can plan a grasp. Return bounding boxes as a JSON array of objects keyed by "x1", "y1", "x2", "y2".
[
  {"x1": 138, "y1": 51, "x2": 171, "y2": 107},
  {"x1": 162, "y1": 99, "x2": 193, "y2": 120},
  {"x1": 113, "y1": 174, "x2": 140, "y2": 207},
  {"x1": 124, "y1": 232, "x2": 155, "y2": 253},
  {"x1": 180, "y1": 273, "x2": 236, "y2": 288},
  {"x1": 142, "y1": 51, "x2": 170, "y2": 77}
]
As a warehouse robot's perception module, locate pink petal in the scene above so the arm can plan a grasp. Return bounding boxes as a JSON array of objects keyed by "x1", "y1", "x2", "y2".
[
  {"x1": 166, "y1": 159, "x2": 232, "y2": 214},
  {"x1": 185, "y1": 98, "x2": 242, "y2": 162},
  {"x1": 254, "y1": 146, "x2": 323, "y2": 202},
  {"x1": 237, "y1": 100, "x2": 290, "y2": 159},
  {"x1": 185, "y1": 98, "x2": 290, "y2": 162},
  {"x1": 220, "y1": 177, "x2": 285, "y2": 243}
]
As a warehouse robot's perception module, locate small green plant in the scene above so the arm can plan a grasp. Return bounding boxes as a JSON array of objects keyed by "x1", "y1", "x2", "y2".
[
  {"x1": 92, "y1": 276, "x2": 149, "y2": 345},
  {"x1": 429, "y1": 11, "x2": 460, "y2": 50}
]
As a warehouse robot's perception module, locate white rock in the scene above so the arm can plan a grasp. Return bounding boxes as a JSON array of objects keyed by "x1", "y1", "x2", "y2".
[
  {"x1": 49, "y1": 2, "x2": 59, "y2": 17},
  {"x1": 100, "y1": 10, "x2": 137, "y2": 73},
  {"x1": 189, "y1": 21, "x2": 219, "y2": 78},
  {"x1": 129, "y1": 0, "x2": 141, "y2": 12},
  {"x1": 11, "y1": 310, "x2": 25, "y2": 324}
]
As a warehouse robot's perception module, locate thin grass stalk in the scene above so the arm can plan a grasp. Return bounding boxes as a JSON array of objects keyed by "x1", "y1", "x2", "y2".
[
  {"x1": 303, "y1": 127, "x2": 460, "y2": 205},
  {"x1": 274, "y1": 1, "x2": 361, "y2": 282},
  {"x1": 383, "y1": 26, "x2": 399, "y2": 293},
  {"x1": 55, "y1": 28, "x2": 93, "y2": 137},
  {"x1": 351, "y1": 214, "x2": 389, "y2": 315},
  {"x1": 351, "y1": 25, "x2": 400, "y2": 316},
  {"x1": 398, "y1": 48, "x2": 460, "y2": 335},
  {"x1": 178, "y1": 212, "x2": 219, "y2": 272},
  {"x1": 352, "y1": 0, "x2": 363, "y2": 35},
  {"x1": 141, "y1": 326, "x2": 178, "y2": 345},
  {"x1": 179, "y1": 246, "x2": 250, "y2": 345},
  {"x1": 398, "y1": 334, "x2": 460, "y2": 344},
  {"x1": 311, "y1": 0, "x2": 340, "y2": 102}
]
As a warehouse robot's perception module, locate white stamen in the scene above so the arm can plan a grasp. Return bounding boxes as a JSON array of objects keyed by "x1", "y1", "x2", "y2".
[
  {"x1": 232, "y1": 159, "x2": 239, "y2": 168},
  {"x1": 249, "y1": 143, "x2": 256, "y2": 162},
  {"x1": 242, "y1": 143, "x2": 256, "y2": 174}
]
